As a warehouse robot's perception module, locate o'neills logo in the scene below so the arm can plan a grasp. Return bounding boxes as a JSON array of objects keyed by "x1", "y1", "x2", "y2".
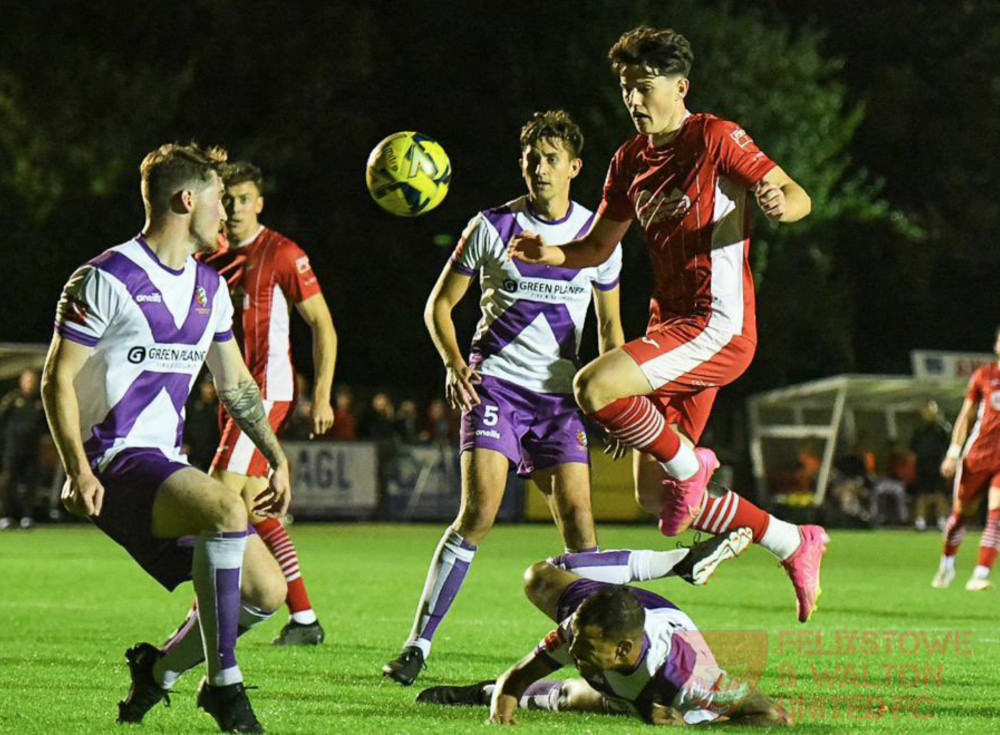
[{"x1": 136, "y1": 292, "x2": 162, "y2": 303}]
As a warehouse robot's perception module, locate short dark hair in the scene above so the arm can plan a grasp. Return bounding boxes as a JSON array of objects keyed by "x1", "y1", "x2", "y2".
[
  {"x1": 140, "y1": 143, "x2": 228, "y2": 215},
  {"x1": 609, "y1": 26, "x2": 694, "y2": 78},
  {"x1": 520, "y1": 110, "x2": 584, "y2": 159},
  {"x1": 576, "y1": 586, "x2": 646, "y2": 640},
  {"x1": 223, "y1": 161, "x2": 264, "y2": 192}
]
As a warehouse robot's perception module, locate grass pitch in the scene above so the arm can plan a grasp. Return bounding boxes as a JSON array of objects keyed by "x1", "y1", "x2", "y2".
[{"x1": 0, "y1": 523, "x2": 995, "y2": 733}]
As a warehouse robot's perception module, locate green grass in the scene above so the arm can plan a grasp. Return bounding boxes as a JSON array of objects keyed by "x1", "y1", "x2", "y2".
[{"x1": 0, "y1": 524, "x2": 995, "y2": 733}]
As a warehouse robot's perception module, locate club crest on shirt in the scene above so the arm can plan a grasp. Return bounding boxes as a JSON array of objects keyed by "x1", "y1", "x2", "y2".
[
  {"x1": 577, "y1": 430, "x2": 588, "y2": 447},
  {"x1": 295, "y1": 255, "x2": 312, "y2": 274},
  {"x1": 635, "y1": 187, "x2": 691, "y2": 228},
  {"x1": 194, "y1": 285, "x2": 211, "y2": 314},
  {"x1": 991, "y1": 391, "x2": 1000, "y2": 411}
]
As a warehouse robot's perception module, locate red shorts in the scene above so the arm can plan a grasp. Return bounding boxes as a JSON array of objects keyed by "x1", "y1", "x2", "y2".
[
  {"x1": 211, "y1": 400, "x2": 294, "y2": 478},
  {"x1": 953, "y1": 462, "x2": 1000, "y2": 516},
  {"x1": 622, "y1": 319, "x2": 755, "y2": 443}
]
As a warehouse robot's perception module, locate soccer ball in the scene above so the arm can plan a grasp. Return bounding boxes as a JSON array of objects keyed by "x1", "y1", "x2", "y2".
[{"x1": 365, "y1": 132, "x2": 451, "y2": 217}]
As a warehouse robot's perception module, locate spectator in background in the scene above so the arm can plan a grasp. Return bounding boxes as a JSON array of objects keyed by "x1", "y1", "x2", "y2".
[
  {"x1": 0, "y1": 369, "x2": 45, "y2": 530},
  {"x1": 869, "y1": 442, "x2": 915, "y2": 526},
  {"x1": 910, "y1": 400, "x2": 952, "y2": 531},
  {"x1": 329, "y1": 385, "x2": 358, "y2": 441},
  {"x1": 394, "y1": 399, "x2": 421, "y2": 444},
  {"x1": 283, "y1": 373, "x2": 317, "y2": 441},
  {"x1": 363, "y1": 392, "x2": 396, "y2": 441},
  {"x1": 183, "y1": 374, "x2": 221, "y2": 472},
  {"x1": 422, "y1": 398, "x2": 457, "y2": 445}
]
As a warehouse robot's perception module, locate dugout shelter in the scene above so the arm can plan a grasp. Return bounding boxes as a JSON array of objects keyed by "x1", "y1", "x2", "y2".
[{"x1": 747, "y1": 373, "x2": 971, "y2": 508}]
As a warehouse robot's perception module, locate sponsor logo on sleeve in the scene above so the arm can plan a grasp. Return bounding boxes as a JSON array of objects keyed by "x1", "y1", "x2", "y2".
[
  {"x1": 730, "y1": 128, "x2": 753, "y2": 150},
  {"x1": 295, "y1": 255, "x2": 312, "y2": 274}
]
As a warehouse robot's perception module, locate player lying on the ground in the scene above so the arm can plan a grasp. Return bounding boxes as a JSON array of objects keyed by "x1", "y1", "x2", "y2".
[
  {"x1": 203, "y1": 161, "x2": 338, "y2": 645},
  {"x1": 934, "y1": 326, "x2": 1000, "y2": 591},
  {"x1": 418, "y1": 529, "x2": 789, "y2": 726},
  {"x1": 509, "y1": 25, "x2": 826, "y2": 623},
  {"x1": 44, "y1": 142, "x2": 291, "y2": 734},
  {"x1": 383, "y1": 110, "x2": 624, "y2": 685}
]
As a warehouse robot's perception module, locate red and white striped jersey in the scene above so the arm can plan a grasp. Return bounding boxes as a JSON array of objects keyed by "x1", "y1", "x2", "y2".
[
  {"x1": 201, "y1": 227, "x2": 322, "y2": 401},
  {"x1": 963, "y1": 363, "x2": 1000, "y2": 473},
  {"x1": 600, "y1": 113, "x2": 775, "y2": 342}
]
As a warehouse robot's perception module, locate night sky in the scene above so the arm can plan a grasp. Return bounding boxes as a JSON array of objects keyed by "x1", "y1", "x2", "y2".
[{"x1": 2, "y1": 0, "x2": 996, "y2": 411}]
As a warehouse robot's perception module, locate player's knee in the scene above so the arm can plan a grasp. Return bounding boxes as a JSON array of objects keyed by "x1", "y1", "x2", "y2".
[
  {"x1": 454, "y1": 508, "x2": 496, "y2": 542},
  {"x1": 523, "y1": 561, "x2": 555, "y2": 603},
  {"x1": 204, "y1": 491, "x2": 249, "y2": 533},
  {"x1": 573, "y1": 365, "x2": 617, "y2": 413}
]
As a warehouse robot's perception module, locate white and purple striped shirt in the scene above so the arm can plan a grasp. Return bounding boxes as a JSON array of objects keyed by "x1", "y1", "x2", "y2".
[
  {"x1": 54, "y1": 237, "x2": 234, "y2": 470},
  {"x1": 449, "y1": 196, "x2": 622, "y2": 394}
]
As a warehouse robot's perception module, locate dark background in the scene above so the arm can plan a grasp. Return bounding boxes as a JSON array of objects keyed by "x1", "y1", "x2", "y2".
[{"x1": 1, "y1": 0, "x2": 996, "y2": 428}]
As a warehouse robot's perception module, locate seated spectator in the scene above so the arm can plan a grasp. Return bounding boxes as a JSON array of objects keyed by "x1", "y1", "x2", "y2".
[
  {"x1": 329, "y1": 385, "x2": 358, "y2": 441},
  {"x1": 394, "y1": 399, "x2": 421, "y2": 444},
  {"x1": 869, "y1": 443, "x2": 915, "y2": 526}
]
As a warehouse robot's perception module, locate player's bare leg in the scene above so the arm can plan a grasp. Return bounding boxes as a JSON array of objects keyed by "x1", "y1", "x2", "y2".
[
  {"x1": 634, "y1": 452, "x2": 827, "y2": 621},
  {"x1": 215, "y1": 468, "x2": 325, "y2": 645},
  {"x1": 532, "y1": 462, "x2": 597, "y2": 552},
  {"x1": 384, "y1": 448, "x2": 508, "y2": 685},
  {"x1": 118, "y1": 468, "x2": 272, "y2": 732},
  {"x1": 936, "y1": 471, "x2": 987, "y2": 589}
]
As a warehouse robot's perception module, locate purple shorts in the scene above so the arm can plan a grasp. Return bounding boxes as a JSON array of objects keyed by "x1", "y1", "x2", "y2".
[
  {"x1": 555, "y1": 579, "x2": 678, "y2": 623},
  {"x1": 460, "y1": 376, "x2": 590, "y2": 477},
  {"x1": 92, "y1": 448, "x2": 193, "y2": 591}
]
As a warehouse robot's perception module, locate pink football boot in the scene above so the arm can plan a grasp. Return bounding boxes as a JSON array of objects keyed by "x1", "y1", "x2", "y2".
[
  {"x1": 781, "y1": 525, "x2": 830, "y2": 622},
  {"x1": 658, "y1": 448, "x2": 719, "y2": 536}
]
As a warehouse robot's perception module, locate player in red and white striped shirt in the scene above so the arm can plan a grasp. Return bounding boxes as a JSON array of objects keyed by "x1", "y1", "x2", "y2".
[
  {"x1": 202, "y1": 162, "x2": 338, "y2": 644},
  {"x1": 511, "y1": 27, "x2": 828, "y2": 622},
  {"x1": 934, "y1": 328, "x2": 1000, "y2": 591}
]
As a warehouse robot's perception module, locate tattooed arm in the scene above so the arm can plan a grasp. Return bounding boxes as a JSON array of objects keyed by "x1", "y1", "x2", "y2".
[{"x1": 206, "y1": 339, "x2": 291, "y2": 516}]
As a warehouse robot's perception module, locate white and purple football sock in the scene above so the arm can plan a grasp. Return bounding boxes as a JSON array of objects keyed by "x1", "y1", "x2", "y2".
[
  {"x1": 154, "y1": 603, "x2": 273, "y2": 689},
  {"x1": 405, "y1": 529, "x2": 477, "y2": 659},
  {"x1": 191, "y1": 531, "x2": 247, "y2": 687},
  {"x1": 549, "y1": 548, "x2": 690, "y2": 584}
]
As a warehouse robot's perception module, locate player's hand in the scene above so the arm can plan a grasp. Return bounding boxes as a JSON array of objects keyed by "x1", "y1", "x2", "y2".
[
  {"x1": 649, "y1": 702, "x2": 686, "y2": 727},
  {"x1": 508, "y1": 231, "x2": 565, "y2": 267},
  {"x1": 488, "y1": 692, "x2": 519, "y2": 726},
  {"x1": 754, "y1": 181, "x2": 787, "y2": 220},
  {"x1": 487, "y1": 711, "x2": 518, "y2": 726},
  {"x1": 445, "y1": 361, "x2": 482, "y2": 411},
  {"x1": 253, "y1": 460, "x2": 292, "y2": 518},
  {"x1": 61, "y1": 471, "x2": 105, "y2": 517},
  {"x1": 940, "y1": 456, "x2": 959, "y2": 481},
  {"x1": 603, "y1": 433, "x2": 629, "y2": 461},
  {"x1": 310, "y1": 397, "x2": 335, "y2": 437}
]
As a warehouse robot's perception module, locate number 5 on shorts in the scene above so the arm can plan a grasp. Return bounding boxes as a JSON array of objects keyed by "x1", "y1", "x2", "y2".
[{"x1": 483, "y1": 404, "x2": 499, "y2": 427}]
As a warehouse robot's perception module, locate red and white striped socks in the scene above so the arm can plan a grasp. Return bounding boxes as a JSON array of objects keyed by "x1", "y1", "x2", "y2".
[
  {"x1": 591, "y1": 396, "x2": 699, "y2": 479},
  {"x1": 975, "y1": 508, "x2": 1000, "y2": 575},
  {"x1": 693, "y1": 490, "x2": 801, "y2": 560},
  {"x1": 942, "y1": 512, "x2": 967, "y2": 558},
  {"x1": 254, "y1": 518, "x2": 317, "y2": 625}
]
